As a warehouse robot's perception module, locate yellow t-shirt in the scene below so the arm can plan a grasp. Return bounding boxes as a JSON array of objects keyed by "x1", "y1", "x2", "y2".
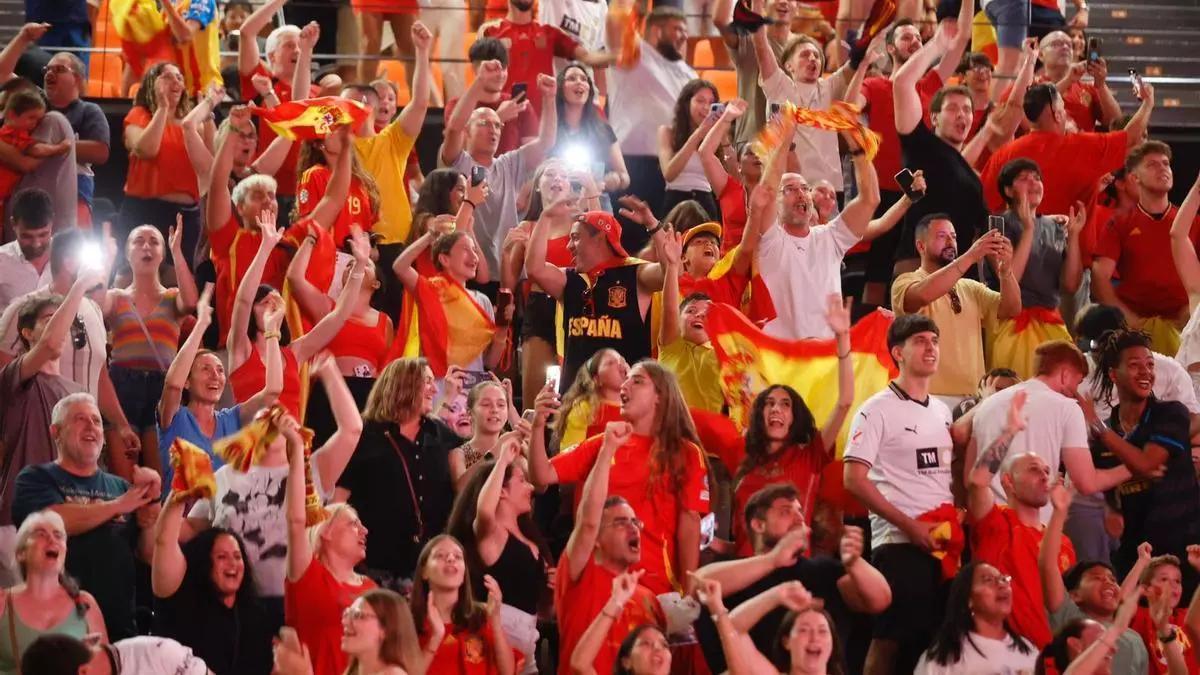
[
  {"x1": 891, "y1": 268, "x2": 1000, "y2": 397},
  {"x1": 354, "y1": 121, "x2": 416, "y2": 245},
  {"x1": 659, "y1": 338, "x2": 724, "y2": 414}
]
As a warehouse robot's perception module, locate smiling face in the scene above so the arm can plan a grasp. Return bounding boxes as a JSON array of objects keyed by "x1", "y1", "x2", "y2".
[
  {"x1": 888, "y1": 24, "x2": 923, "y2": 64},
  {"x1": 18, "y1": 518, "x2": 67, "y2": 576},
  {"x1": 444, "y1": 392, "x2": 471, "y2": 436},
  {"x1": 341, "y1": 597, "x2": 384, "y2": 657},
  {"x1": 561, "y1": 66, "x2": 592, "y2": 106},
  {"x1": 811, "y1": 180, "x2": 837, "y2": 222},
  {"x1": 251, "y1": 289, "x2": 284, "y2": 331},
  {"x1": 622, "y1": 626, "x2": 672, "y2": 675},
  {"x1": 187, "y1": 352, "x2": 227, "y2": 405},
  {"x1": 153, "y1": 64, "x2": 186, "y2": 110},
  {"x1": 964, "y1": 61, "x2": 993, "y2": 94},
  {"x1": 917, "y1": 219, "x2": 957, "y2": 268},
  {"x1": 567, "y1": 221, "x2": 610, "y2": 272},
  {"x1": 1112, "y1": 344, "x2": 1155, "y2": 401},
  {"x1": 687, "y1": 87, "x2": 717, "y2": 128},
  {"x1": 437, "y1": 235, "x2": 481, "y2": 283},
  {"x1": 501, "y1": 462, "x2": 535, "y2": 515},
  {"x1": 784, "y1": 610, "x2": 834, "y2": 672},
  {"x1": 778, "y1": 174, "x2": 816, "y2": 230},
  {"x1": 970, "y1": 563, "x2": 1014, "y2": 623},
  {"x1": 14, "y1": 221, "x2": 51, "y2": 265},
  {"x1": 682, "y1": 234, "x2": 720, "y2": 278},
  {"x1": 1146, "y1": 563, "x2": 1184, "y2": 610},
  {"x1": 678, "y1": 297, "x2": 711, "y2": 345},
  {"x1": 761, "y1": 388, "x2": 795, "y2": 443},
  {"x1": 738, "y1": 147, "x2": 764, "y2": 184},
  {"x1": 651, "y1": 18, "x2": 688, "y2": 62},
  {"x1": 597, "y1": 501, "x2": 642, "y2": 566},
  {"x1": 423, "y1": 538, "x2": 466, "y2": 591},
  {"x1": 1071, "y1": 564, "x2": 1121, "y2": 616},
  {"x1": 210, "y1": 533, "x2": 246, "y2": 598},
  {"x1": 234, "y1": 182, "x2": 278, "y2": 227},
  {"x1": 536, "y1": 160, "x2": 571, "y2": 204},
  {"x1": 269, "y1": 32, "x2": 301, "y2": 78},
  {"x1": 52, "y1": 399, "x2": 104, "y2": 469},
  {"x1": 619, "y1": 364, "x2": 660, "y2": 424},
  {"x1": 932, "y1": 92, "x2": 973, "y2": 145},
  {"x1": 471, "y1": 384, "x2": 508, "y2": 436},
  {"x1": 1005, "y1": 169, "x2": 1045, "y2": 210},
  {"x1": 126, "y1": 225, "x2": 164, "y2": 274},
  {"x1": 419, "y1": 366, "x2": 438, "y2": 417},
  {"x1": 894, "y1": 330, "x2": 940, "y2": 378}
]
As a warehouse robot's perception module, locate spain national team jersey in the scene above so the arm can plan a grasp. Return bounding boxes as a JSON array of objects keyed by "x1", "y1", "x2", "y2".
[{"x1": 174, "y1": 0, "x2": 223, "y2": 95}]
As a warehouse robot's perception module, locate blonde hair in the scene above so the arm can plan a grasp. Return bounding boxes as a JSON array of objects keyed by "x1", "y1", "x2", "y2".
[
  {"x1": 15, "y1": 510, "x2": 66, "y2": 580},
  {"x1": 307, "y1": 502, "x2": 359, "y2": 555},
  {"x1": 363, "y1": 358, "x2": 430, "y2": 424}
]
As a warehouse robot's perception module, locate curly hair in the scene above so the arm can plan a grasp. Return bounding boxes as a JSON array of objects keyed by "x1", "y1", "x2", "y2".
[
  {"x1": 738, "y1": 385, "x2": 818, "y2": 481},
  {"x1": 132, "y1": 62, "x2": 192, "y2": 118},
  {"x1": 1088, "y1": 328, "x2": 1153, "y2": 404}
]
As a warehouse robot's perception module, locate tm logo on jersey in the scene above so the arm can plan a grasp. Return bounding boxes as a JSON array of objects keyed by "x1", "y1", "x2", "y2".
[{"x1": 915, "y1": 447, "x2": 940, "y2": 470}]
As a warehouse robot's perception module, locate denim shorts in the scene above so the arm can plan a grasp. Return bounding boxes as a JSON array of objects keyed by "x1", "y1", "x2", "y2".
[
  {"x1": 109, "y1": 365, "x2": 166, "y2": 432},
  {"x1": 985, "y1": 0, "x2": 1031, "y2": 48}
]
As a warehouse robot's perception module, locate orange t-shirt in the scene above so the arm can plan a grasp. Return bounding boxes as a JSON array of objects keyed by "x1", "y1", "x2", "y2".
[
  {"x1": 296, "y1": 164, "x2": 377, "y2": 245},
  {"x1": 732, "y1": 440, "x2": 827, "y2": 557},
  {"x1": 1132, "y1": 605, "x2": 1200, "y2": 675},
  {"x1": 554, "y1": 555, "x2": 664, "y2": 675},
  {"x1": 970, "y1": 504, "x2": 1077, "y2": 648},
  {"x1": 123, "y1": 106, "x2": 200, "y2": 201},
  {"x1": 981, "y1": 130, "x2": 1127, "y2": 215},
  {"x1": 283, "y1": 559, "x2": 375, "y2": 675},
  {"x1": 550, "y1": 433, "x2": 711, "y2": 594}
]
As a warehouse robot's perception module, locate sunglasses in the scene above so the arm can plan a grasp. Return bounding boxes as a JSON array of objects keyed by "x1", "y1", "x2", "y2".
[
  {"x1": 71, "y1": 317, "x2": 88, "y2": 350},
  {"x1": 947, "y1": 287, "x2": 962, "y2": 315}
]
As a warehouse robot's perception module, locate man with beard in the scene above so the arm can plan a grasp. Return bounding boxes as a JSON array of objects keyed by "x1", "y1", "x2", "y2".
[
  {"x1": 843, "y1": 314, "x2": 955, "y2": 675},
  {"x1": 892, "y1": 215, "x2": 1020, "y2": 407},
  {"x1": 554, "y1": 420, "x2": 665, "y2": 675},
  {"x1": 606, "y1": 6, "x2": 695, "y2": 246},
  {"x1": 481, "y1": 0, "x2": 612, "y2": 114},
  {"x1": 967, "y1": 390, "x2": 1078, "y2": 648},
  {"x1": 692, "y1": 483, "x2": 891, "y2": 673},
  {"x1": 848, "y1": 11, "x2": 972, "y2": 307},
  {"x1": 0, "y1": 189, "x2": 53, "y2": 315},
  {"x1": 712, "y1": 0, "x2": 797, "y2": 144}
]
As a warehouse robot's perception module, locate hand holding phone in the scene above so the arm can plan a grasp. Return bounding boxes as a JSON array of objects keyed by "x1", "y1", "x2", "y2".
[
  {"x1": 471, "y1": 165, "x2": 487, "y2": 186},
  {"x1": 545, "y1": 365, "x2": 561, "y2": 390},
  {"x1": 511, "y1": 82, "x2": 528, "y2": 100},
  {"x1": 988, "y1": 214, "x2": 1006, "y2": 238},
  {"x1": 1087, "y1": 36, "x2": 1102, "y2": 63},
  {"x1": 894, "y1": 169, "x2": 925, "y2": 203}
]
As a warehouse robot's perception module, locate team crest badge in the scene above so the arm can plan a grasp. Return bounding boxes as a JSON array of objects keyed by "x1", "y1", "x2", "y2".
[{"x1": 608, "y1": 285, "x2": 627, "y2": 309}]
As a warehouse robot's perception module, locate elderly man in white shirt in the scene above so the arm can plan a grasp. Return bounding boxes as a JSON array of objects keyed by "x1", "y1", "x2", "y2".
[{"x1": 0, "y1": 189, "x2": 54, "y2": 316}]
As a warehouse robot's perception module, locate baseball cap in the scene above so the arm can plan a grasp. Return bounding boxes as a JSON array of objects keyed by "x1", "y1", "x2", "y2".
[
  {"x1": 577, "y1": 211, "x2": 629, "y2": 258},
  {"x1": 682, "y1": 222, "x2": 723, "y2": 250}
]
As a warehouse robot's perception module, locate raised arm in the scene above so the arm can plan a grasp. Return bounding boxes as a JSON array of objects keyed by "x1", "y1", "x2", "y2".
[
  {"x1": 750, "y1": 16, "x2": 781, "y2": 85},
  {"x1": 250, "y1": 134, "x2": 293, "y2": 177},
  {"x1": 658, "y1": 231, "x2": 683, "y2": 347},
  {"x1": 563, "y1": 423, "x2": 627, "y2": 582},
  {"x1": 239, "y1": 300, "x2": 285, "y2": 425},
  {"x1": 284, "y1": 228, "x2": 335, "y2": 319},
  {"x1": 900, "y1": 231, "x2": 1004, "y2": 312},
  {"x1": 1171, "y1": 174, "x2": 1200, "y2": 301},
  {"x1": 238, "y1": 0, "x2": 285, "y2": 77},
  {"x1": 862, "y1": 173, "x2": 920, "y2": 242},
  {"x1": 1060, "y1": 203, "x2": 1085, "y2": 295},
  {"x1": 569, "y1": 570, "x2": 647, "y2": 675},
  {"x1": 820, "y1": 295, "x2": 855, "y2": 452},
  {"x1": 839, "y1": 134, "x2": 881, "y2": 239},
  {"x1": 181, "y1": 87, "x2": 222, "y2": 184},
  {"x1": 310, "y1": 357, "x2": 364, "y2": 495},
  {"x1": 206, "y1": 106, "x2": 252, "y2": 232},
  {"x1": 729, "y1": 580, "x2": 812, "y2": 634},
  {"x1": 518, "y1": 74, "x2": 559, "y2": 168},
  {"x1": 290, "y1": 228, "x2": 370, "y2": 363},
  {"x1": 392, "y1": 230, "x2": 437, "y2": 291},
  {"x1": 526, "y1": 383, "x2": 562, "y2": 491},
  {"x1": 226, "y1": 208, "x2": 283, "y2": 370},
  {"x1": 151, "y1": 498, "x2": 189, "y2": 598},
  {"x1": 934, "y1": 0, "x2": 975, "y2": 83},
  {"x1": 658, "y1": 115, "x2": 717, "y2": 183},
  {"x1": 894, "y1": 25, "x2": 951, "y2": 134},
  {"x1": 439, "y1": 60, "x2": 504, "y2": 166},
  {"x1": 0, "y1": 23, "x2": 49, "y2": 84},
  {"x1": 292, "y1": 22, "x2": 318, "y2": 102},
  {"x1": 126, "y1": 94, "x2": 176, "y2": 160},
  {"x1": 966, "y1": 391, "x2": 1025, "y2": 521},
  {"x1": 19, "y1": 269, "x2": 102, "y2": 383},
  {"x1": 159, "y1": 284, "x2": 214, "y2": 429},
  {"x1": 282, "y1": 415, "x2": 313, "y2": 582},
  {"x1": 1123, "y1": 79, "x2": 1156, "y2": 149},
  {"x1": 524, "y1": 213, "x2": 569, "y2": 299},
  {"x1": 474, "y1": 435, "x2": 523, "y2": 538},
  {"x1": 697, "y1": 102, "x2": 745, "y2": 195},
  {"x1": 695, "y1": 527, "x2": 806, "y2": 596},
  {"x1": 397, "y1": 23, "x2": 433, "y2": 138},
  {"x1": 1064, "y1": 585, "x2": 1141, "y2": 675},
  {"x1": 1039, "y1": 483, "x2": 1072, "y2": 612},
  {"x1": 307, "y1": 126, "x2": 354, "y2": 231}
]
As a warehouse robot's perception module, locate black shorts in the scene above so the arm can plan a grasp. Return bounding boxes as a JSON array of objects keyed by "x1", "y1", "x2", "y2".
[
  {"x1": 870, "y1": 543, "x2": 947, "y2": 643},
  {"x1": 520, "y1": 292, "x2": 559, "y2": 347}
]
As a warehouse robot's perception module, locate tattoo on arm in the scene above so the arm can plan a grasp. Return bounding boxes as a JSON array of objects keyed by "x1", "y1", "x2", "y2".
[{"x1": 977, "y1": 435, "x2": 1014, "y2": 474}]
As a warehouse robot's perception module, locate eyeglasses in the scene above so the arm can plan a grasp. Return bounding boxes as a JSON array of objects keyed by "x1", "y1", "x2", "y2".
[
  {"x1": 607, "y1": 517, "x2": 644, "y2": 531},
  {"x1": 71, "y1": 317, "x2": 88, "y2": 350},
  {"x1": 43, "y1": 64, "x2": 74, "y2": 76},
  {"x1": 979, "y1": 573, "x2": 1012, "y2": 587},
  {"x1": 947, "y1": 287, "x2": 962, "y2": 315},
  {"x1": 342, "y1": 607, "x2": 378, "y2": 622}
]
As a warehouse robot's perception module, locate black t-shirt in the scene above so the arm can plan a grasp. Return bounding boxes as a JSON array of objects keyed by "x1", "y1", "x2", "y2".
[
  {"x1": 155, "y1": 586, "x2": 274, "y2": 675},
  {"x1": 694, "y1": 555, "x2": 848, "y2": 673},
  {"x1": 897, "y1": 121, "x2": 988, "y2": 261},
  {"x1": 561, "y1": 263, "x2": 652, "y2": 392},
  {"x1": 1094, "y1": 398, "x2": 1199, "y2": 563},
  {"x1": 338, "y1": 418, "x2": 462, "y2": 579},
  {"x1": 11, "y1": 464, "x2": 139, "y2": 639}
]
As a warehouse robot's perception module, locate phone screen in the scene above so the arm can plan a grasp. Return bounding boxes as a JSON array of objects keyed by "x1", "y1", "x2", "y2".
[{"x1": 988, "y1": 215, "x2": 1006, "y2": 238}]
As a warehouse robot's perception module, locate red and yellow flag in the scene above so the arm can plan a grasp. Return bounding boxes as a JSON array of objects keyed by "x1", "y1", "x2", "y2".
[
  {"x1": 753, "y1": 101, "x2": 882, "y2": 162},
  {"x1": 388, "y1": 274, "x2": 497, "y2": 377},
  {"x1": 167, "y1": 438, "x2": 217, "y2": 504},
  {"x1": 111, "y1": 0, "x2": 175, "y2": 79},
  {"x1": 252, "y1": 97, "x2": 370, "y2": 141},
  {"x1": 854, "y1": 0, "x2": 899, "y2": 52}
]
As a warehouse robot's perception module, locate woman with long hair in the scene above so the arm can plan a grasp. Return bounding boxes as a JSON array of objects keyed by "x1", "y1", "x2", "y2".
[
  {"x1": 502, "y1": 159, "x2": 599, "y2": 408},
  {"x1": 446, "y1": 436, "x2": 548, "y2": 674},
  {"x1": 151, "y1": 496, "x2": 273, "y2": 674},
  {"x1": 916, "y1": 562, "x2": 1036, "y2": 673},
  {"x1": 295, "y1": 133, "x2": 382, "y2": 247},
  {"x1": 410, "y1": 535, "x2": 516, "y2": 675},
  {"x1": 551, "y1": 63, "x2": 629, "y2": 209},
  {"x1": 732, "y1": 295, "x2": 853, "y2": 554},
  {"x1": 340, "y1": 589, "x2": 427, "y2": 675},
  {"x1": 447, "y1": 380, "x2": 523, "y2": 486},
  {"x1": 656, "y1": 78, "x2": 721, "y2": 220},
  {"x1": 553, "y1": 348, "x2": 628, "y2": 450},
  {"x1": 102, "y1": 220, "x2": 199, "y2": 477},
  {"x1": 120, "y1": 61, "x2": 207, "y2": 273},
  {"x1": 0, "y1": 511, "x2": 106, "y2": 674},
  {"x1": 407, "y1": 168, "x2": 489, "y2": 279}
]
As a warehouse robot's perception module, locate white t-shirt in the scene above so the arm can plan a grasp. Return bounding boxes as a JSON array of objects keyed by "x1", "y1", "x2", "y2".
[
  {"x1": 189, "y1": 464, "x2": 290, "y2": 598},
  {"x1": 760, "y1": 69, "x2": 843, "y2": 191},
  {"x1": 1082, "y1": 350, "x2": 1200, "y2": 419},
  {"x1": 610, "y1": 37, "x2": 697, "y2": 156},
  {"x1": 451, "y1": 149, "x2": 529, "y2": 278},
  {"x1": 914, "y1": 633, "x2": 1038, "y2": 675},
  {"x1": 756, "y1": 215, "x2": 860, "y2": 340},
  {"x1": 114, "y1": 636, "x2": 209, "y2": 675},
  {"x1": 540, "y1": 0, "x2": 607, "y2": 54},
  {"x1": 0, "y1": 241, "x2": 52, "y2": 317},
  {"x1": 0, "y1": 284, "x2": 106, "y2": 394},
  {"x1": 845, "y1": 383, "x2": 954, "y2": 547},
  {"x1": 972, "y1": 378, "x2": 1089, "y2": 523}
]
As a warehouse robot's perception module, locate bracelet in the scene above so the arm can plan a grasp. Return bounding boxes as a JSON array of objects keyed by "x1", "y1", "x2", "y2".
[
  {"x1": 646, "y1": 222, "x2": 665, "y2": 236},
  {"x1": 464, "y1": 198, "x2": 477, "y2": 209},
  {"x1": 303, "y1": 234, "x2": 318, "y2": 244},
  {"x1": 711, "y1": 610, "x2": 729, "y2": 622},
  {"x1": 263, "y1": 331, "x2": 281, "y2": 340}
]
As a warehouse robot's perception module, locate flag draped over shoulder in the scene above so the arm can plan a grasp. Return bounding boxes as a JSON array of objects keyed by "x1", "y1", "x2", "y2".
[
  {"x1": 706, "y1": 303, "x2": 896, "y2": 450},
  {"x1": 394, "y1": 274, "x2": 496, "y2": 378},
  {"x1": 214, "y1": 406, "x2": 325, "y2": 526},
  {"x1": 252, "y1": 97, "x2": 370, "y2": 141}
]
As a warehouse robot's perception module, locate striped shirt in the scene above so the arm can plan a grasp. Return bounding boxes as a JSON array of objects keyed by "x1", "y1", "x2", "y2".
[{"x1": 108, "y1": 289, "x2": 181, "y2": 371}]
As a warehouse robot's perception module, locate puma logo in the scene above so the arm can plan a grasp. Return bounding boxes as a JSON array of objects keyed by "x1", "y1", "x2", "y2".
[{"x1": 904, "y1": 426, "x2": 918, "y2": 434}]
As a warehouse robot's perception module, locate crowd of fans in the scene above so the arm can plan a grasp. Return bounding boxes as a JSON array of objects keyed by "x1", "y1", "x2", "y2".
[{"x1": 1, "y1": 0, "x2": 1199, "y2": 673}]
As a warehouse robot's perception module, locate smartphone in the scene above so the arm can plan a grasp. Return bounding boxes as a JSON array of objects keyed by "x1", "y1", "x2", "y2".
[
  {"x1": 470, "y1": 165, "x2": 487, "y2": 186},
  {"x1": 77, "y1": 240, "x2": 104, "y2": 271},
  {"x1": 894, "y1": 169, "x2": 925, "y2": 203},
  {"x1": 1129, "y1": 69, "x2": 1144, "y2": 99},
  {"x1": 521, "y1": 409, "x2": 536, "y2": 423},
  {"x1": 461, "y1": 370, "x2": 491, "y2": 390},
  {"x1": 988, "y1": 215, "x2": 1006, "y2": 238},
  {"x1": 495, "y1": 288, "x2": 513, "y2": 319},
  {"x1": 569, "y1": 178, "x2": 583, "y2": 193},
  {"x1": 545, "y1": 364, "x2": 561, "y2": 390},
  {"x1": 227, "y1": 29, "x2": 240, "y2": 51},
  {"x1": 710, "y1": 102, "x2": 726, "y2": 117},
  {"x1": 511, "y1": 82, "x2": 528, "y2": 100},
  {"x1": 1086, "y1": 36, "x2": 1102, "y2": 63}
]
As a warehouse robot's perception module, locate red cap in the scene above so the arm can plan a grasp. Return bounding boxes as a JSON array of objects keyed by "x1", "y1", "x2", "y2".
[{"x1": 578, "y1": 210, "x2": 629, "y2": 258}]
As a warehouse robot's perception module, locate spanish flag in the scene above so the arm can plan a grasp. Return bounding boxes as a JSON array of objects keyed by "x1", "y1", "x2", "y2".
[
  {"x1": 167, "y1": 438, "x2": 217, "y2": 504},
  {"x1": 988, "y1": 306, "x2": 1072, "y2": 380},
  {"x1": 853, "y1": 0, "x2": 899, "y2": 53},
  {"x1": 110, "y1": 0, "x2": 175, "y2": 79},
  {"x1": 252, "y1": 97, "x2": 371, "y2": 141},
  {"x1": 388, "y1": 274, "x2": 497, "y2": 378},
  {"x1": 705, "y1": 250, "x2": 777, "y2": 326},
  {"x1": 971, "y1": 9, "x2": 999, "y2": 65},
  {"x1": 610, "y1": 0, "x2": 644, "y2": 69}
]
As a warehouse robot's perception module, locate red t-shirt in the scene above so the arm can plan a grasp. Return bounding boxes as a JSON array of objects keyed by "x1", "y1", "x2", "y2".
[
  {"x1": 229, "y1": 341, "x2": 303, "y2": 417},
  {"x1": 554, "y1": 555, "x2": 664, "y2": 675},
  {"x1": 421, "y1": 621, "x2": 517, "y2": 674},
  {"x1": 970, "y1": 504, "x2": 1077, "y2": 648},
  {"x1": 123, "y1": 106, "x2": 200, "y2": 200},
  {"x1": 731, "y1": 440, "x2": 827, "y2": 557},
  {"x1": 296, "y1": 164, "x2": 376, "y2": 245},
  {"x1": 551, "y1": 434, "x2": 711, "y2": 594},
  {"x1": 284, "y1": 559, "x2": 376, "y2": 675},
  {"x1": 1132, "y1": 605, "x2": 1200, "y2": 675},
  {"x1": 240, "y1": 63, "x2": 320, "y2": 197},
  {"x1": 717, "y1": 178, "x2": 747, "y2": 255},
  {"x1": 680, "y1": 268, "x2": 750, "y2": 309},
  {"x1": 480, "y1": 19, "x2": 579, "y2": 113},
  {"x1": 1002, "y1": 75, "x2": 1105, "y2": 133},
  {"x1": 861, "y1": 70, "x2": 943, "y2": 192},
  {"x1": 0, "y1": 127, "x2": 34, "y2": 201},
  {"x1": 208, "y1": 214, "x2": 288, "y2": 347},
  {"x1": 981, "y1": 130, "x2": 1128, "y2": 215},
  {"x1": 445, "y1": 93, "x2": 539, "y2": 157},
  {"x1": 1095, "y1": 204, "x2": 1200, "y2": 318}
]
